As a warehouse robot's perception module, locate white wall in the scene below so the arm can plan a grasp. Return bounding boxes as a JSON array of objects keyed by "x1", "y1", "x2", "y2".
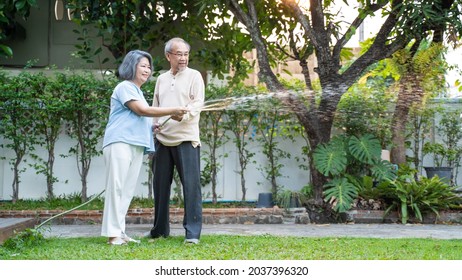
[
  {"x1": 201, "y1": 136, "x2": 310, "y2": 202},
  {"x1": 0, "y1": 129, "x2": 310, "y2": 201}
]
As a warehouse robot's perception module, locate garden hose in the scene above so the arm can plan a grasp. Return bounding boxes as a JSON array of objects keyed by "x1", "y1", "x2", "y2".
[{"x1": 36, "y1": 189, "x2": 106, "y2": 230}]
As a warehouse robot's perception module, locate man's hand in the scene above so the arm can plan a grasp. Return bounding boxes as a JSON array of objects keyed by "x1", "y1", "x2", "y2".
[
  {"x1": 171, "y1": 115, "x2": 183, "y2": 122},
  {"x1": 152, "y1": 122, "x2": 161, "y2": 133}
]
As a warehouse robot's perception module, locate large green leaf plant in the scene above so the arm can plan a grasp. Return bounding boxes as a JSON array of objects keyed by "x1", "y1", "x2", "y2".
[{"x1": 313, "y1": 134, "x2": 397, "y2": 212}]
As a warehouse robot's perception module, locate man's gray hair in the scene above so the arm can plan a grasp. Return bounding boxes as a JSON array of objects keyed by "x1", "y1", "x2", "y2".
[
  {"x1": 165, "y1": 37, "x2": 191, "y2": 54},
  {"x1": 118, "y1": 50, "x2": 153, "y2": 80}
]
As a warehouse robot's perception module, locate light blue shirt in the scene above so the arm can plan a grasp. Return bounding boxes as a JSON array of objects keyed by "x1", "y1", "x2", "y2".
[{"x1": 102, "y1": 80, "x2": 154, "y2": 153}]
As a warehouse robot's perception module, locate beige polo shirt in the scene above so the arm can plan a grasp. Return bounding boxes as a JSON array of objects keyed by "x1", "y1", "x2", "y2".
[{"x1": 153, "y1": 67, "x2": 205, "y2": 147}]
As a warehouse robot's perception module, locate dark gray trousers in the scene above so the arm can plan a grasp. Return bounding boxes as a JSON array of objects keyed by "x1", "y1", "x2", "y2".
[{"x1": 150, "y1": 141, "x2": 202, "y2": 239}]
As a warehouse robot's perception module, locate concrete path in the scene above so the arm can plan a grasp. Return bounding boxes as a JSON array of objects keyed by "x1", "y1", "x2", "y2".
[
  {"x1": 42, "y1": 223, "x2": 462, "y2": 240},
  {"x1": 0, "y1": 218, "x2": 37, "y2": 244}
]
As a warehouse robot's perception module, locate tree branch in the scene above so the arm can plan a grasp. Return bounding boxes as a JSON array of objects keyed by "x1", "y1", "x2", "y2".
[{"x1": 333, "y1": 2, "x2": 389, "y2": 60}]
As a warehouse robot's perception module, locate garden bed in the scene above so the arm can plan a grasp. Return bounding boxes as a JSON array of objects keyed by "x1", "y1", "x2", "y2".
[{"x1": 1, "y1": 207, "x2": 462, "y2": 225}]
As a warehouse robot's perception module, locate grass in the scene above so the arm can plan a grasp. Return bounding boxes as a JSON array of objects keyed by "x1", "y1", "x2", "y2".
[
  {"x1": 2, "y1": 196, "x2": 462, "y2": 261},
  {"x1": 1, "y1": 233, "x2": 462, "y2": 260}
]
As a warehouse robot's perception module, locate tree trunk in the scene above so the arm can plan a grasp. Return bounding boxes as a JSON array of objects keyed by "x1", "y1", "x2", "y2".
[
  {"x1": 309, "y1": 164, "x2": 327, "y2": 204},
  {"x1": 238, "y1": 149, "x2": 247, "y2": 202},
  {"x1": 211, "y1": 144, "x2": 218, "y2": 204},
  {"x1": 390, "y1": 74, "x2": 424, "y2": 165},
  {"x1": 81, "y1": 160, "x2": 89, "y2": 203},
  {"x1": 12, "y1": 155, "x2": 22, "y2": 203},
  {"x1": 46, "y1": 144, "x2": 55, "y2": 200},
  {"x1": 299, "y1": 59, "x2": 313, "y2": 91}
]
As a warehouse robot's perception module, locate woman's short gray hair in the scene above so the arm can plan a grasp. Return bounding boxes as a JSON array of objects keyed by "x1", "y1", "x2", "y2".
[
  {"x1": 164, "y1": 38, "x2": 191, "y2": 54},
  {"x1": 118, "y1": 50, "x2": 153, "y2": 80}
]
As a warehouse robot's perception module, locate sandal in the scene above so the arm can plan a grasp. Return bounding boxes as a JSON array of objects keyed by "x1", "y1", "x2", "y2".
[
  {"x1": 107, "y1": 237, "x2": 127, "y2": 245},
  {"x1": 123, "y1": 236, "x2": 141, "y2": 244}
]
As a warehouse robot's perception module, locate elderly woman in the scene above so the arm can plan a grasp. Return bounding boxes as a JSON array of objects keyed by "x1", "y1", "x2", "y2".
[{"x1": 101, "y1": 50, "x2": 187, "y2": 245}]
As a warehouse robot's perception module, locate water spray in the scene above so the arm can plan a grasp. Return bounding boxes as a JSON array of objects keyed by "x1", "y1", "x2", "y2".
[{"x1": 159, "y1": 91, "x2": 298, "y2": 127}]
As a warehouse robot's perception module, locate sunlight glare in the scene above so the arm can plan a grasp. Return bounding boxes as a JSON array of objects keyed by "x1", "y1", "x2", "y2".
[
  {"x1": 294, "y1": 0, "x2": 310, "y2": 10},
  {"x1": 298, "y1": 0, "x2": 310, "y2": 8}
]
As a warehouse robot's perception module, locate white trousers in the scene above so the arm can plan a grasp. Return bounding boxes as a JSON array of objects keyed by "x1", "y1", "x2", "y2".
[{"x1": 101, "y1": 142, "x2": 144, "y2": 237}]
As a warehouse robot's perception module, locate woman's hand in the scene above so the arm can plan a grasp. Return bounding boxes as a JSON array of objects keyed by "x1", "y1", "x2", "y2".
[
  {"x1": 171, "y1": 107, "x2": 188, "y2": 121},
  {"x1": 176, "y1": 107, "x2": 188, "y2": 116}
]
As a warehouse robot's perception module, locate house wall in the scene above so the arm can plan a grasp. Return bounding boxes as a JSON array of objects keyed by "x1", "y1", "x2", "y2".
[
  {"x1": 0, "y1": 0, "x2": 209, "y2": 71},
  {"x1": 0, "y1": 0, "x2": 50, "y2": 67},
  {"x1": 0, "y1": 0, "x2": 116, "y2": 69}
]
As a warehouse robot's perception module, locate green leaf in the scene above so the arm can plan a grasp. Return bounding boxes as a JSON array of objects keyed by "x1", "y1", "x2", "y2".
[
  {"x1": 323, "y1": 178, "x2": 358, "y2": 213},
  {"x1": 371, "y1": 160, "x2": 397, "y2": 181},
  {"x1": 401, "y1": 199, "x2": 408, "y2": 224},
  {"x1": 349, "y1": 134, "x2": 381, "y2": 164},
  {"x1": 0, "y1": 45, "x2": 13, "y2": 57},
  {"x1": 15, "y1": 0, "x2": 26, "y2": 10},
  {"x1": 313, "y1": 141, "x2": 347, "y2": 176}
]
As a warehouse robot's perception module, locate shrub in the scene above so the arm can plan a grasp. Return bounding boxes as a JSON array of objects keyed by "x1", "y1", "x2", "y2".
[{"x1": 378, "y1": 167, "x2": 461, "y2": 224}]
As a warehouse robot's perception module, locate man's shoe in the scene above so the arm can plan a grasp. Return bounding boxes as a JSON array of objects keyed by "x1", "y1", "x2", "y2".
[
  {"x1": 143, "y1": 231, "x2": 169, "y2": 239},
  {"x1": 184, "y1": 238, "x2": 199, "y2": 245}
]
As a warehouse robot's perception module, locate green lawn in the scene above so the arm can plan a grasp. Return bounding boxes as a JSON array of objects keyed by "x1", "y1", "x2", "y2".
[
  {"x1": 2, "y1": 197, "x2": 462, "y2": 261},
  {"x1": 1, "y1": 234, "x2": 461, "y2": 260}
]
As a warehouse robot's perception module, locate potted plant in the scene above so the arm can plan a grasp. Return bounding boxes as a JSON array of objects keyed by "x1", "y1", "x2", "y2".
[
  {"x1": 422, "y1": 142, "x2": 454, "y2": 183},
  {"x1": 422, "y1": 109, "x2": 462, "y2": 185},
  {"x1": 276, "y1": 185, "x2": 312, "y2": 209}
]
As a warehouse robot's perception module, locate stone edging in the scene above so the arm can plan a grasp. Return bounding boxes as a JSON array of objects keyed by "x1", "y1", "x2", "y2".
[
  {"x1": 345, "y1": 210, "x2": 462, "y2": 224},
  {"x1": 2, "y1": 208, "x2": 461, "y2": 225},
  {"x1": 0, "y1": 207, "x2": 311, "y2": 225}
]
